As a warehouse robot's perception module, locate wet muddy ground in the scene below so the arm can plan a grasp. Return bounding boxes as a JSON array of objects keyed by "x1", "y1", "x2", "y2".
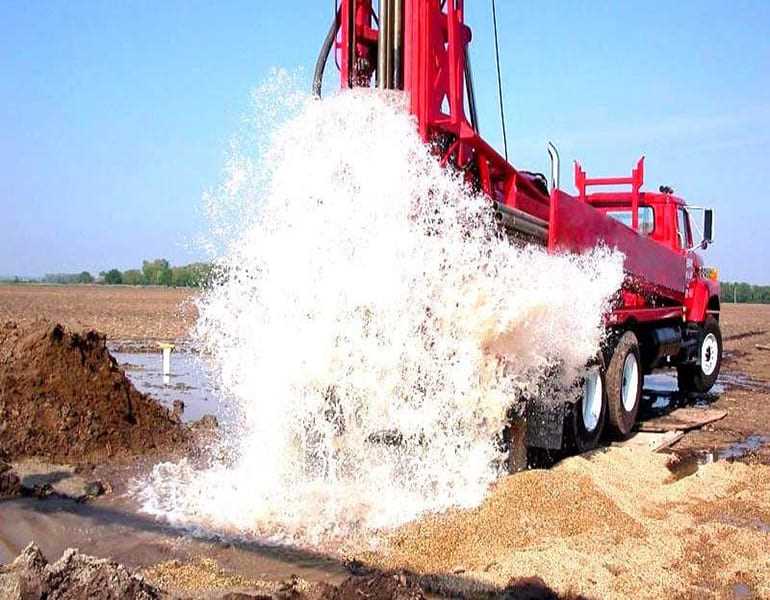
[
  {"x1": 669, "y1": 304, "x2": 770, "y2": 465},
  {"x1": 1, "y1": 292, "x2": 769, "y2": 598}
]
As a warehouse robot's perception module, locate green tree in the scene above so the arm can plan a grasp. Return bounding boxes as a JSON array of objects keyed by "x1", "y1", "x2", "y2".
[
  {"x1": 122, "y1": 269, "x2": 145, "y2": 285},
  {"x1": 76, "y1": 271, "x2": 94, "y2": 284},
  {"x1": 103, "y1": 269, "x2": 123, "y2": 285},
  {"x1": 171, "y1": 266, "x2": 192, "y2": 287},
  {"x1": 142, "y1": 259, "x2": 172, "y2": 286},
  {"x1": 719, "y1": 281, "x2": 770, "y2": 304},
  {"x1": 170, "y1": 263, "x2": 213, "y2": 287},
  {"x1": 736, "y1": 282, "x2": 752, "y2": 303}
]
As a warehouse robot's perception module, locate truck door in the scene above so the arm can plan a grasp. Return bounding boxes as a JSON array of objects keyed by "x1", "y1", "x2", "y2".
[
  {"x1": 676, "y1": 207, "x2": 691, "y2": 250},
  {"x1": 677, "y1": 207, "x2": 695, "y2": 284}
]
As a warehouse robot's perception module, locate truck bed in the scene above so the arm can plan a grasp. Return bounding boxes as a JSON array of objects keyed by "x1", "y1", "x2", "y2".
[{"x1": 547, "y1": 190, "x2": 687, "y2": 302}]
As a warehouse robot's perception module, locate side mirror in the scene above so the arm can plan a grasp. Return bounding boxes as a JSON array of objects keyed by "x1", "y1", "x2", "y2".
[{"x1": 702, "y1": 209, "x2": 715, "y2": 247}]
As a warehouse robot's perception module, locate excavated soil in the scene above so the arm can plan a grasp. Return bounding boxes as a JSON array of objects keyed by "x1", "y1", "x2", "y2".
[
  {"x1": 0, "y1": 543, "x2": 163, "y2": 599},
  {"x1": 1, "y1": 544, "x2": 429, "y2": 600},
  {"x1": 0, "y1": 321, "x2": 189, "y2": 463},
  {"x1": 362, "y1": 447, "x2": 770, "y2": 599}
]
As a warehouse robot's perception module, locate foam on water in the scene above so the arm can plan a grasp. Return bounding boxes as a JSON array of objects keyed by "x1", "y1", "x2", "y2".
[{"x1": 139, "y1": 78, "x2": 624, "y2": 547}]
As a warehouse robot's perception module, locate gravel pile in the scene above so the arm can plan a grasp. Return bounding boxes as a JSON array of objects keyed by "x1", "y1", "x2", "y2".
[{"x1": 364, "y1": 447, "x2": 770, "y2": 598}]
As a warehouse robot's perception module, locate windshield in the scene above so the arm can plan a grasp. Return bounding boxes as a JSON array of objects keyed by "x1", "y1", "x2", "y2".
[{"x1": 606, "y1": 206, "x2": 655, "y2": 235}]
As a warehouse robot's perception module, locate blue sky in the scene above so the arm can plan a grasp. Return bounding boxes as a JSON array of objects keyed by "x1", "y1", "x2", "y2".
[{"x1": 1, "y1": 1, "x2": 768, "y2": 282}]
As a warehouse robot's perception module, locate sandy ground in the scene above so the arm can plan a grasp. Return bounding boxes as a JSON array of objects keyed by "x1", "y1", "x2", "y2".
[
  {"x1": 1, "y1": 287, "x2": 769, "y2": 598},
  {"x1": 357, "y1": 303, "x2": 770, "y2": 598},
  {"x1": 364, "y1": 448, "x2": 770, "y2": 599},
  {"x1": 0, "y1": 284, "x2": 197, "y2": 343}
]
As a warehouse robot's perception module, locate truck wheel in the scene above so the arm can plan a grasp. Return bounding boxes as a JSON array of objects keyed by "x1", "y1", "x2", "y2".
[
  {"x1": 678, "y1": 316, "x2": 722, "y2": 394},
  {"x1": 568, "y1": 364, "x2": 606, "y2": 452},
  {"x1": 605, "y1": 331, "x2": 642, "y2": 438}
]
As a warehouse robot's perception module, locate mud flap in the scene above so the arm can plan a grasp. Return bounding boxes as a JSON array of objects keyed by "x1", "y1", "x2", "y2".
[{"x1": 525, "y1": 398, "x2": 566, "y2": 450}]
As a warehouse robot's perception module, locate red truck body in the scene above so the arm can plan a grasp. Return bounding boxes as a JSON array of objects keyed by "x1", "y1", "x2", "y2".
[{"x1": 318, "y1": 0, "x2": 722, "y2": 451}]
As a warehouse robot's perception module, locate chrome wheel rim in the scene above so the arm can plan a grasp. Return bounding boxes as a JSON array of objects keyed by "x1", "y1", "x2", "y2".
[
  {"x1": 621, "y1": 353, "x2": 639, "y2": 412},
  {"x1": 701, "y1": 333, "x2": 719, "y2": 376},
  {"x1": 582, "y1": 367, "x2": 603, "y2": 433}
]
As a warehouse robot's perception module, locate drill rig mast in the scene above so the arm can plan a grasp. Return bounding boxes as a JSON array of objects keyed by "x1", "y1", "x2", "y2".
[
  {"x1": 314, "y1": 0, "x2": 551, "y2": 242},
  {"x1": 312, "y1": 0, "x2": 722, "y2": 455}
]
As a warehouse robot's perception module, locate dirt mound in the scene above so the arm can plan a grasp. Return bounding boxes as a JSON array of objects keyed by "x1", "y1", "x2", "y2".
[
  {"x1": 0, "y1": 321, "x2": 188, "y2": 463},
  {"x1": 0, "y1": 543, "x2": 164, "y2": 599},
  {"x1": 0, "y1": 460, "x2": 21, "y2": 498}
]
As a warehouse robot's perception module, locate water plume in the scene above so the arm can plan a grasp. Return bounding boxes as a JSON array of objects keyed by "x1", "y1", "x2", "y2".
[{"x1": 139, "y1": 78, "x2": 623, "y2": 548}]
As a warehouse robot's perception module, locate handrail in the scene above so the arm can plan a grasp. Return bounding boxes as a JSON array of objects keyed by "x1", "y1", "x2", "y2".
[{"x1": 575, "y1": 157, "x2": 645, "y2": 231}]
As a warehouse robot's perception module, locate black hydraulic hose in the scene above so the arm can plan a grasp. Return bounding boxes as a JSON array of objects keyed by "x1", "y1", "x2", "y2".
[
  {"x1": 464, "y1": 49, "x2": 478, "y2": 132},
  {"x1": 490, "y1": 0, "x2": 509, "y2": 161},
  {"x1": 313, "y1": 8, "x2": 340, "y2": 97}
]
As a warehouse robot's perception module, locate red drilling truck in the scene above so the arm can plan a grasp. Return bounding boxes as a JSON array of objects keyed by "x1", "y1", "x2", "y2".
[{"x1": 313, "y1": 0, "x2": 722, "y2": 454}]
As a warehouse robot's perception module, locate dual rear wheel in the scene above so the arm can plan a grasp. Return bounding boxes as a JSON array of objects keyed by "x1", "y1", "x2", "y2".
[
  {"x1": 567, "y1": 318, "x2": 722, "y2": 452},
  {"x1": 570, "y1": 330, "x2": 643, "y2": 451}
]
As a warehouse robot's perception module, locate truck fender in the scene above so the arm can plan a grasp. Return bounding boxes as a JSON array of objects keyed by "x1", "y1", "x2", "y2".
[{"x1": 686, "y1": 278, "x2": 719, "y2": 323}]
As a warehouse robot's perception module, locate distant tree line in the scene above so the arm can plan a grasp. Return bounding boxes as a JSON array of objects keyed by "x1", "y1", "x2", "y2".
[
  {"x1": 0, "y1": 259, "x2": 213, "y2": 288},
  {"x1": 6, "y1": 271, "x2": 768, "y2": 299},
  {"x1": 98, "y1": 259, "x2": 214, "y2": 288},
  {"x1": 720, "y1": 281, "x2": 770, "y2": 304},
  {"x1": 42, "y1": 271, "x2": 95, "y2": 284}
]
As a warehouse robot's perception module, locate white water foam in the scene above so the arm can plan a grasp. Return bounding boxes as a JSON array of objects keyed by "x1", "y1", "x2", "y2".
[{"x1": 139, "y1": 79, "x2": 624, "y2": 548}]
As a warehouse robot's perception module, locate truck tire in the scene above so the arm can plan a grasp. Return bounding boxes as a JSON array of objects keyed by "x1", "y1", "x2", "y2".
[
  {"x1": 678, "y1": 316, "x2": 722, "y2": 394},
  {"x1": 605, "y1": 331, "x2": 643, "y2": 438},
  {"x1": 568, "y1": 363, "x2": 606, "y2": 452}
]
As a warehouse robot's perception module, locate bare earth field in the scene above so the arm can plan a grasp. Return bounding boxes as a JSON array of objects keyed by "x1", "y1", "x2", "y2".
[
  {"x1": 0, "y1": 284, "x2": 197, "y2": 343},
  {"x1": 1, "y1": 284, "x2": 769, "y2": 599}
]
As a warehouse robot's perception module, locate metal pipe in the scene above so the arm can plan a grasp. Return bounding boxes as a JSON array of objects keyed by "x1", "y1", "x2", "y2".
[
  {"x1": 393, "y1": 0, "x2": 404, "y2": 89},
  {"x1": 377, "y1": 0, "x2": 388, "y2": 88},
  {"x1": 384, "y1": 0, "x2": 394, "y2": 89},
  {"x1": 493, "y1": 203, "x2": 549, "y2": 242},
  {"x1": 547, "y1": 141, "x2": 560, "y2": 191}
]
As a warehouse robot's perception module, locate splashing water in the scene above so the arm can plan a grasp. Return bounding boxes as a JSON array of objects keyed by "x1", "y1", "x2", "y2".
[{"x1": 139, "y1": 80, "x2": 624, "y2": 548}]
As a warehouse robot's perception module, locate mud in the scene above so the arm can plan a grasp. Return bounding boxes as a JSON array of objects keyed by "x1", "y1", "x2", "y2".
[
  {"x1": 0, "y1": 321, "x2": 189, "y2": 463},
  {"x1": 0, "y1": 543, "x2": 432, "y2": 600},
  {"x1": 113, "y1": 351, "x2": 221, "y2": 424},
  {"x1": 0, "y1": 465, "x2": 21, "y2": 499},
  {"x1": 2, "y1": 297, "x2": 770, "y2": 598},
  {"x1": 0, "y1": 543, "x2": 163, "y2": 599}
]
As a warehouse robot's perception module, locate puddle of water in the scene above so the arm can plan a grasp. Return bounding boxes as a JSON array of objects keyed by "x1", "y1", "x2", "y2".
[
  {"x1": 666, "y1": 435, "x2": 770, "y2": 482},
  {"x1": 113, "y1": 351, "x2": 224, "y2": 424},
  {"x1": 719, "y1": 435, "x2": 770, "y2": 461},
  {"x1": 640, "y1": 371, "x2": 723, "y2": 419},
  {"x1": 0, "y1": 493, "x2": 348, "y2": 584},
  {"x1": 733, "y1": 582, "x2": 753, "y2": 599},
  {"x1": 716, "y1": 372, "x2": 770, "y2": 393}
]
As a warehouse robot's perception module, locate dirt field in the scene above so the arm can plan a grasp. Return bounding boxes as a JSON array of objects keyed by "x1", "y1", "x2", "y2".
[
  {"x1": 1, "y1": 286, "x2": 769, "y2": 598},
  {"x1": 360, "y1": 303, "x2": 770, "y2": 599},
  {"x1": 0, "y1": 284, "x2": 197, "y2": 343},
  {"x1": 675, "y1": 303, "x2": 770, "y2": 463}
]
